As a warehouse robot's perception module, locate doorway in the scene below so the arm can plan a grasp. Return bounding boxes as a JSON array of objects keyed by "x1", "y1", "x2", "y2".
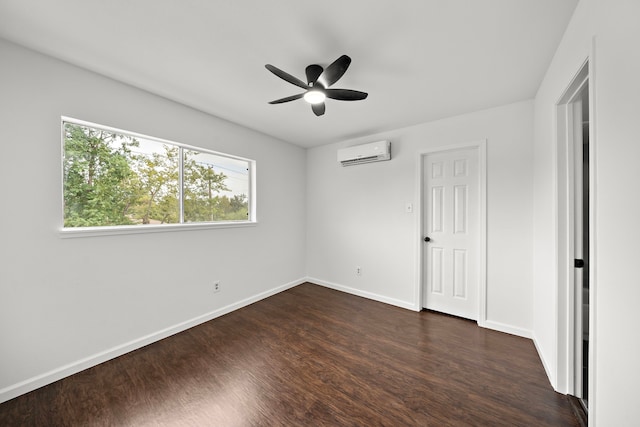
[
  {"x1": 556, "y1": 61, "x2": 591, "y2": 412},
  {"x1": 573, "y1": 85, "x2": 590, "y2": 408},
  {"x1": 419, "y1": 142, "x2": 486, "y2": 322}
]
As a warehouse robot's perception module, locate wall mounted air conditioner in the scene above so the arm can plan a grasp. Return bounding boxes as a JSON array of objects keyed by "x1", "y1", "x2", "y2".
[{"x1": 337, "y1": 140, "x2": 391, "y2": 166}]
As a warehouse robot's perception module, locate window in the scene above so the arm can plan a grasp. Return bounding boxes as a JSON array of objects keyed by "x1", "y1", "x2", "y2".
[{"x1": 62, "y1": 118, "x2": 254, "y2": 234}]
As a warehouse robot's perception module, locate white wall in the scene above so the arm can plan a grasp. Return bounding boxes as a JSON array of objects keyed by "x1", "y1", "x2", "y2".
[
  {"x1": 0, "y1": 39, "x2": 307, "y2": 402},
  {"x1": 591, "y1": 0, "x2": 640, "y2": 424},
  {"x1": 307, "y1": 101, "x2": 534, "y2": 336},
  {"x1": 533, "y1": 0, "x2": 640, "y2": 424}
]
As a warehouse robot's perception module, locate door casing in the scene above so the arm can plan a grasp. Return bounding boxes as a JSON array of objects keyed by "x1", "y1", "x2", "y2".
[{"x1": 554, "y1": 57, "x2": 596, "y2": 424}]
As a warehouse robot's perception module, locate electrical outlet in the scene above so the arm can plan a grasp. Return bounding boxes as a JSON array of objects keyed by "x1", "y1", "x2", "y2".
[
  {"x1": 213, "y1": 281, "x2": 220, "y2": 293},
  {"x1": 356, "y1": 266, "x2": 362, "y2": 276}
]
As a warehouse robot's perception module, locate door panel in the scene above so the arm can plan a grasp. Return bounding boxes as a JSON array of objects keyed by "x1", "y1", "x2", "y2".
[
  {"x1": 423, "y1": 148, "x2": 478, "y2": 320},
  {"x1": 432, "y1": 186, "x2": 444, "y2": 232},
  {"x1": 431, "y1": 247, "x2": 444, "y2": 294},
  {"x1": 453, "y1": 249, "x2": 467, "y2": 298},
  {"x1": 454, "y1": 185, "x2": 467, "y2": 233}
]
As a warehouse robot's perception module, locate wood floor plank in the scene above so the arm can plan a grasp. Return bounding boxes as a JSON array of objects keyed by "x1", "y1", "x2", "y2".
[{"x1": 0, "y1": 283, "x2": 578, "y2": 426}]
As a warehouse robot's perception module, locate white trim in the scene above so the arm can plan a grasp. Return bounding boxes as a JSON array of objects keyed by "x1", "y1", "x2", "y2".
[
  {"x1": 59, "y1": 220, "x2": 257, "y2": 238},
  {"x1": 587, "y1": 37, "x2": 597, "y2": 427},
  {"x1": 179, "y1": 146, "x2": 185, "y2": 223},
  {"x1": 554, "y1": 56, "x2": 595, "y2": 421},
  {"x1": 551, "y1": 96, "x2": 561, "y2": 392},
  {"x1": 483, "y1": 320, "x2": 532, "y2": 339},
  {"x1": 477, "y1": 142, "x2": 488, "y2": 327},
  {"x1": 61, "y1": 116, "x2": 253, "y2": 163},
  {"x1": 308, "y1": 277, "x2": 416, "y2": 311},
  {"x1": 0, "y1": 277, "x2": 306, "y2": 404},
  {"x1": 533, "y1": 333, "x2": 555, "y2": 387},
  {"x1": 414, "y1": 140, "x2": 488, "y2": 325},
  {"x1": 309, "y1": 276, "x2": 529, "y2": 339},
  {"x1": 553, "y1": 60, "x2": 590, "y2": 395}
]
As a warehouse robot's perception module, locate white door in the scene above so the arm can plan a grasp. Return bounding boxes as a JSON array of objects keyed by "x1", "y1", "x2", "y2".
[{"x1": 423, "y1": 148, "x2": 479, "y2": 320}]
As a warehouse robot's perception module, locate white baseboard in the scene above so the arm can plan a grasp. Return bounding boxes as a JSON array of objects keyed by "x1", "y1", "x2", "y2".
[
  {"x1": 482, "y1": 319, "x2": 532, "y2": 339},
  {"x1": 532, "y1": 332, "x2": 558, "y2": 391},
  {"x1": 306, "y1": 277, "x2": 416, "y2": 311},
  {"x1": 0, "y1": 277, "x2": 306, "y2": 404},
  {"x1": 1, "y1": 277, "x2": 542, "y2": 404},
  {"x1": 307, "y1": 278, "x2": 534, "y2": 341}
]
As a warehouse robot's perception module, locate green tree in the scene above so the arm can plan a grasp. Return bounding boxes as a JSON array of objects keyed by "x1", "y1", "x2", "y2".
[
  {"x1": 183, "y1": 152, "x2": 229, "y2": 222},
  {"x1": 230, "y1": 194, "x2": 248, "y2": 215},
  {"x1": 63, "y1": 124, "x2": 141, "y2": 226},
  {"x1": 131, "y1": 145, "x2": 179, "y2": 224},
  {"x1": 218, "y1": 194, "x2": 248, "y2": 220}
]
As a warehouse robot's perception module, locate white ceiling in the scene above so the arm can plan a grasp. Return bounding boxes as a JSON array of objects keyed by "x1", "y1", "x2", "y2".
[{"x1": 0, "y1": 0, "x2": 577, "y2": 148}]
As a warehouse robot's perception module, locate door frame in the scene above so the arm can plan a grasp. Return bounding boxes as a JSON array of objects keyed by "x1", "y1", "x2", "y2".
[
  {"x1": 555, "y1": 57, "x2": 596, "y2": 422},
  {"x1": 414, "y1": 140, "x2": 487, "y2": 327}
]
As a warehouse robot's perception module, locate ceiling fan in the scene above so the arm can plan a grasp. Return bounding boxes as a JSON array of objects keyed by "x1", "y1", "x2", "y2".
[{"x1": 265, "y1": 54, "x2": 368, "y2": 117}]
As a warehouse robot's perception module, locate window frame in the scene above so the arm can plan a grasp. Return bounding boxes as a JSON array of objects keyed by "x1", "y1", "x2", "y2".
[{"x1": 59, "y1": 117, "x2": 257, "y2": 238}]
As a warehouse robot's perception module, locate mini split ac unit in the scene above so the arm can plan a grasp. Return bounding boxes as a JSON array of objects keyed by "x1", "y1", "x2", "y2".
[{"x1": 337, "y1": 140, "x2": 391, "y2": 166}]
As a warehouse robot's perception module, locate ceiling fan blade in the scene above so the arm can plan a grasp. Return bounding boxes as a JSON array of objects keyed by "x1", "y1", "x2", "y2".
[
  {"x1": 325, "y1": 89, "x2": 368, "y2": 101},
  {"x1": 269, "y1": 93, "x2": 305, "y2": 104},
  {"x1": 312, "y1": 102, "x2": 325, "y2": 116},
  {"x1": 318, "y1": 55, "x2": 351, "y2": 87},
  {"x1": 305, "y1": 64, "x2": 323, "y2": 85},
  {"x1": 265, "y1": 64, "x2": 309, "y2": 90}
]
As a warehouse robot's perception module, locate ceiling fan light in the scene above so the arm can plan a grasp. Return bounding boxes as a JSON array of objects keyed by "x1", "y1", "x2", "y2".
[{"x1": 303, "y1": 90, "x2": 326, "y2": 104}]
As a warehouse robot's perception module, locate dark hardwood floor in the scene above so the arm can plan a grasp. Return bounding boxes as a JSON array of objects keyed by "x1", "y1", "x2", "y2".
[{"x1": 0, "y1": 283, "x2": 578, "y2": 426}]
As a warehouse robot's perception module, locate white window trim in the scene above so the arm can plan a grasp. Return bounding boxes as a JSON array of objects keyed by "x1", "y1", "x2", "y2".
[
  {"x1": 60, "y1": 117, "x2": 257, "y2": 237},
  {"x1": 59, "y1": 221, "x2": 258, "y2": 239}
]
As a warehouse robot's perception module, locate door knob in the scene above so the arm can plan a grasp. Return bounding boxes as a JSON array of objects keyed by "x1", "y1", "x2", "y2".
[{"x1": 424, "y1": 236, "x2": 431, "y2": 242}]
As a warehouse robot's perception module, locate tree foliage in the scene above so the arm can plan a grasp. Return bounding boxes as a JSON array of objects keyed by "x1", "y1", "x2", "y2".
[{"x1": 63, "y1": 123, "x2": 249, "y2": 227}]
